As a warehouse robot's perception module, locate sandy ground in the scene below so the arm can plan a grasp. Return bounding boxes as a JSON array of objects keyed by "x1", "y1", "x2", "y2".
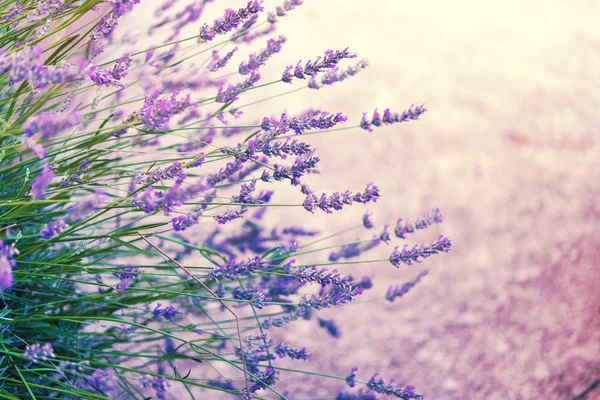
[{"x1": 125, "y1": 1, "x2": 600, "y2": 398}]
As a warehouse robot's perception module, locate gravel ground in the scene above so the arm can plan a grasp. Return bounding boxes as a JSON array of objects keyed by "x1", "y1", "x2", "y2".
[{"x1": 129, "y1": 1, "x2": 600, "y2": 398}]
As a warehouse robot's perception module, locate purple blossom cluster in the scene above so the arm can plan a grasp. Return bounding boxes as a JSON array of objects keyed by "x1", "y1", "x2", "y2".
[
  {"x1": 329, "y1": 238, "x2": 380, "y2": 262},
  {"x1": 363, "y1": 211, "x2": 374, "y2": 229},
  {"x1": 336, "y1": 389, "x2": 379, "y2": 400},
  {"x1": 135, "y1": 161, "x2": 187, "y2": 185},
  {"x1": 309, "y1": 59, "x2": 369, "y2": 89},
  {"x1": 294, "y1": 266, "x2": 354, "y2": 289},
  {"x1": 23, "y1": 110, "x2": 82, "y2": 140},
  {"x1": 268, "y1": 0, "x2": 303, "y2": 23},
  {"x1": 231, "y1": 179, "x2": 265, "y2": 204},
  {"x1": 216, "y1": 70, "x2": 260, "y2": 103},
  {"x1": 110, "y1": 0, "x2": 141, "y2": 17},
  {"x1": 395, "y1": 208, "x2": 443, "y2": 239},
  {"x1": 113, "y1": 265, "x2": 142, "y2": 293},
  {"x1": 172, "y1": 210, "x2": 202, "y2": 231},
  {"x1": 0, "y1": 240, "x2": 17, "y2": 291},
  {"x1": 389, "y1": 235, "x2": 452, "y2": 267},
  {"x1": 140, "y1": 375, "x2": 171, "y2": 399},
  {"x1": 208, "y1": 256, "x2": 270, "y2": 280},
  {"x1": 198, "y1": 1, "x2": 264, "y2": 42},
  {"x1": 367, "y1": 374, "x2": 423, "y2": 400},
  {"x1": 318, "y1": 318, "x2": 341, "y2": 338},
  {"x1": 239, "y1": 35, "x2": 287, "y2": 75},
  {"x1": 214, "y1": 208, "x2": 248, "y2": 224},
  {"x1": 261, "y1": 111, "x2": 348, "y2": 135},
  {"x1": 87, "y1": 368, "x2": 114, "y2": 392},
  {"x1": 132, "y1": 180, "x2": 208, "y2": 215},
  {"x1": 153, "y1": 303, "x2": 181, "y2": 322},
  {"x1": 31, "y1": 165, "x2": 55, "y2": 200},
  {"x1": 303, "y1": 183, "x2": 381, "y2": 214},
  {"x1": 274, "y1": 343, "x2": 309, "y2": 360},
  {"x1": 232, "y1": 285, "x2": 272, "y2": 309},
  {"x1": 282, "y1": 48, "x2": 357, "y2": 83},
  {"x1": 360, "y1": 105, "x2": 427, "y2": 132},
  {"x1": 24, "y1": 343, "x2": 55, "y2": 363},
  {"x1": 299, "y1": 283, "x2": 364, "y2": 311},
  {"x1": 386, "y1": 270, "x2": 429, "y2": 302},
  {"x1": 89, "y1": 54, "x2": 132, "y2": 87},
  {"x1": 69, "y1": 189, "x2": 109, "y2": 220},
  {"x1": 209, "y1": 47, "x2": 238, "y2": 72},
  {"x1": 40, "y1": 218, "x2": 69, "y2": 239},
  {"x1": 141, "y1": 90, "x2": 192, "y2": 131}
]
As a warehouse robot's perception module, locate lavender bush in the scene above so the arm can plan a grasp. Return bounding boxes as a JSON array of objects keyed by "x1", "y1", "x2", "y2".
[{"x1": 0, "y1": 1, "x2": 451, "y2": 399}]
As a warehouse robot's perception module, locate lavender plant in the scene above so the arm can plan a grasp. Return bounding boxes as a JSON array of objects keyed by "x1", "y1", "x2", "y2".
[{"x1": 0, "y1": 1, "x2": 451, "y2": 399}]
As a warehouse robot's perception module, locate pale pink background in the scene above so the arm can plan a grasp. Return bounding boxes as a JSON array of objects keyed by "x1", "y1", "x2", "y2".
[{"x1": 116, "y1": 1, "x2": 600, "y2": 398}]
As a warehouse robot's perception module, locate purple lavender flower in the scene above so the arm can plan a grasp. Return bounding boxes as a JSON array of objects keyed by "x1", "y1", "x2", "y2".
[
  {"x1": 299, "y1": 284, "x2": 363, "y2": 310},
  {"x1": 135, "y1": 161, "x2": 186, "y2": 185},
  {"x1": 110, "y1": 0, "x2": 141, "y2": 16},
  {"x1": 24, "y1": 343, "x2": 55, "y2": 363},
  {"x1": 274, "y1": 343, "x2": 309, "y2": 360},
  {"x1": 153, "y1": 303, "x2": 181, "y2": 322},
  {"x1": 89, "y1": 54, "x2": 132, "y2": 87},
  {"x1": 329, "y1": 238, "x2": 380, "y2": 262},
  {"x1": 209, "y1": 256, "x2": 270, "y2": 280},
  {"x1": 141, "y1": 90, "x2": 192, "y2": 131},
  {"x1": 386, "y1": 270, "x2": 428, "y2": 302},
  {"x1": 69, "y1": 189, "x2": 109, "y2": 220},
  {"x1": 26, "y1": 0, "x2": 67, "y2": 23},
  {"x1": 0, "y1": 240, "x2": 17, "y2": 292},
  {"x1": 361, "y1": 105, "x2": 427, "y2": 132},
  {"x1": 379, "y1": 225, "x2": 391, "y2": 244},
  {"x1": 346, "y1": 367, "x2": 358, "y2": 388},
  {"x1": 303, "y1": 183, "x2": 380, "y2": 214},
  {"x1": 262, "y1": 111, "x2": 348, "y2": 135},
  {"x1": 318, "y1": 318, "x2": 341, "y2": 338},
  {"x1": 272, "y1": 156, "x2": 320, "y2": 183},
  {"x1": 282, "y1": 48, "x2": 357, "y2": 83},
  {"x1": 231, "y1": 179, "x2": 265, "y2": 205},
  {"x1": 172, "y1": 210, "x2": 202, "y2": 231},
  {"x1": 214, "y1": 208, "x2": 248, "y2": 224},
  {"x1": 87, "y1": 368, "x2": 114, "y2": 392},
  {"x1": 198, "y1": 1, "x2": 264, "y2": 42},
  {"x1": 31, "y1": 166, "x2": 54, "y2": 200},
  {"x1": 389, "y1": 236, "x2": 452, "y2": 267},
  {"x1": 216, "y1": 70, "x2": 260, "y2": 103},
  {"x1": 2, "y1": 3, "x2": 24, "y2": 23},
  {"x1": 40, "y1": 218, "x2": 69, "y2": 239},
  {"x1": 309, "y1": 59, "x2": 369, "y2": 89},
  {"x1": 268, "y1": 0, "x2": 303, "y2": 23},
  {"x1": 23, "y1": 111, "x2": 82, "y2": 139},
  {"x1": 232, "y1": 285, "x2": 272, "y2": 309},
  {"x1": 337, "y1": 389, "x2": 379, "y2": 400},
  {"x1": 367, "y1": 374, "x2": 423, "y2": 399},
  {"x1": 209, "y1": 47, "x2": 238, "y2": 72},
  {"x1": 294, "y1": 266, "x2": 354, "y2": 289},
  {"x1": 113, "y1": 265, "x2": 142, "y2": 293},
  {"x1": 395, "y1": 208, "x2": 443, "y2": 239},
  {"x1": 141, "y1": 375, "x2": 171, "y2": 399},
  {"x1": 363, "y1": 211, "x2": 374, "y2": 229},
  {"x1": 239, "y1": 35, "x2": 286, "y2": 75}
]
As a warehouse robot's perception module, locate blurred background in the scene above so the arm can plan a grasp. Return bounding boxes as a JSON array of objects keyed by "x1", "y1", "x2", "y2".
[{"x1": 128, "y1": 1, "x2": 600, "y2": 398}]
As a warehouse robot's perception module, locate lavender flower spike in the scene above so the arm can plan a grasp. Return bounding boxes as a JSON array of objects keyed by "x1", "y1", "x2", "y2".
[
  {"x1": 395, "y1": 208, "x2": 444, "y2": 239},
  {"x1": 361, "y1": 105, "x2": 427, "y2": 132},
  {"x1": 389, "y1": 235, "x2": 452, "y2": 267},
  {"x1": 282, "y1": 48, "x2": 357, "y2": 83},
  {"x1": 24, "y1": 343, "x2": 55, "y2": 363},
  {"x1": 367, "y1": 373, "x2": 423, "y2": 399},
  {"x1": 153, "y1": 303, "x2": 181, "y2": 322},
  {"x1": 239, "y1": 35, "x2": 287, "y2": 75},
  {"x1": 0, "y1": 240, "x2": 18, "y2": 292},
  {"x1": 31, "y1": 166, "x2": 55, "y2": 200},
  {"x1": 209, "y1": 47, "x2": 238, "y2": 72},
  {"x1": 214, "y1": 208, "x2": 248, "y2": 224},
  {"x1": 198, "y1": 1, "x2": 264, "y2": 43},
  {"x1": 386, "y1": 270, "x2": 429, "y2": 302},
  {"x1": 40, "y1": 219, "x2": 69, "y2": 239}
]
